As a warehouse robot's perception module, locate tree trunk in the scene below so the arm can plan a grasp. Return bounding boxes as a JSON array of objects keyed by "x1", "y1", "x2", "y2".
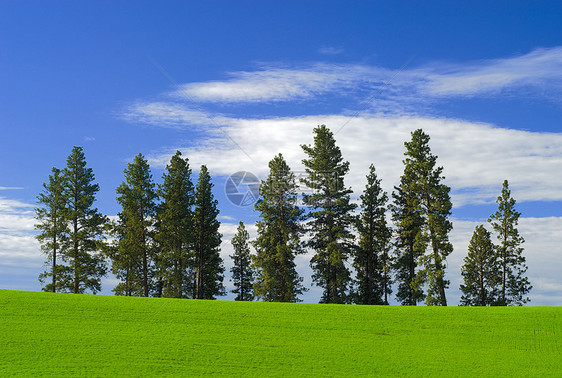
[
  {"x1": 73, "y1": 218, "x2": 79, "y2": 294},
  {"x1": 409, "y1": 244, "x2": 416, "y2": 306},
  {"x1": 52, "y1": 230, "x2": 57, "y2": 293}
]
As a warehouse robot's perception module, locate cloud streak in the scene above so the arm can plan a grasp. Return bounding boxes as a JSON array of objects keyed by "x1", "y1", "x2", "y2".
[
  {"x1": 159, "y1": 47, "x2": 562, "y2": 107},
  {"x1": 421, "y1": 47, "x2": 562, "y2": 97},
  {"x1": 173, "y1": 64, "x2": 382, "y2": 103}
]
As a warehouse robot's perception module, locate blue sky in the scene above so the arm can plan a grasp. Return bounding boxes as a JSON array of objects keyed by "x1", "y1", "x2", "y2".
[{"x1": 1, "y1": 1, "x2": 561, "y2": 304}]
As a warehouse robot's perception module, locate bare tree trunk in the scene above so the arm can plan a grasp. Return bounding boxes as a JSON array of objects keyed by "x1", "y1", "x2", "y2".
[
  {"x1": 73, "y1": 218, "x2": 79, "y2": 294},
  {"x1": 52, "y1": 231, "x2": 57, "y2": 293}
]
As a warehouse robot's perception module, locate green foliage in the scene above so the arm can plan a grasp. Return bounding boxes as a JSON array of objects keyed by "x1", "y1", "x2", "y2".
[
  {"x1": 390, "y1": 166, "x2": 425, "y2": 305},
  {"x1": 113, "y1": 153, "x2": 158, "y2": 297},
  {"x1": 156, "y1": 151, "x2": 195, "y2": 298},
  {"x1": 460, "y1": 225, "x2": 500, "y2": 306},
  {"x1": 35, "y1": 167, "x2": 70, "y2": 293},
  {"x1": 301, "y1": 125, "x2": 357, "y2": 304},
  {"x1": 61, "y1": 147, "x2": 107, "y2": 294},
  {"x1": 393, "y1": 130, "x2": 452, "y2": 306},
  {"x1": 230, "y1": 221, "x2": 255, "y2": 301},
  {"x1": 2, "y1": 290, "x2": 561, "y2": 376},
  {"x1": 253, "y1": 154, "x2": 305, "y2": 302},
  {"x1": 193, "y1": 165, "x2": 225, "y2": 299},
  {"x1": 353, "y1": 164, "x2": 392, "y2": 305},
  {"x1": 488, "y1": 180, "x2": 532, "y2": 306}
]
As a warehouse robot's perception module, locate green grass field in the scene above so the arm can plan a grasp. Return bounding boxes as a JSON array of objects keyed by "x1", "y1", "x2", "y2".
[{"x1": 1, "y1": 290, "x2": 561, "y2": 376}]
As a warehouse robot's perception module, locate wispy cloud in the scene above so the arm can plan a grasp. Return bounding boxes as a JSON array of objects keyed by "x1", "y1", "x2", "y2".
[
  {"x1": 120, "y1": 101, "x2": 227, "y2": 128},
  {"x1": 318, "y1": 46, "x2": 344, "y2": 55},
  {"x1": 420, "y1": 47, "x2": 562, "y2": 97},
  {"x1": 155, "y1": 47, "x2": 562, "y2": 108},
  {"x1": 171, "y1": 64, "x2": 387, "y2": 104}
]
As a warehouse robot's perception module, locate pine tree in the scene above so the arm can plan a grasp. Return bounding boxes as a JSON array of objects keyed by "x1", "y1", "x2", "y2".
[
  {"x1": 394, "y1": 129, "x2": 452, "y2": 306},
  {"x1": 488, "y1": 180, "x2": 531, "y2": 306},
  {"x1": 36, "y1": 167, "x2": 71, "y2": 293},
  {"x1": 114, "y1": 153, "x2": 158, "y2": 297},
  {"x1": 460, "y1": 225, "x2": 500, "y2": 306},
  {"x1": 230, "y1": 221, "x2": 255, "y2": 301},
  {"x1": 253, "y1": 154, "x2": 306, "y2": 302},
  {"x1": 62, "y1": 146, "x2": 107, "y2": 294},
  {"x1": 193, "y1": 165, "x2": 225, "y2": 299},
  {"x1": 353, "y1": 164, "x2": 392, "y2": 305},
  {"x1": 157, "y1": 151, "x2": 195, "y2": 298},
  {"x1": 390, "y1": 178, "x2": 425, "y2": 305},
  {"x1": 301, "y1": 125, "x2": 356, "y2": 304}
]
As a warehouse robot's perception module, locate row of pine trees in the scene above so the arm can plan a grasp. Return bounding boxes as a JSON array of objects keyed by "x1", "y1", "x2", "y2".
[
  {"x1": 35, "y1": 125, "x2": 531, "y2": 305},
  {"x1": 36, "y1": 148, "x2": 224, "y2": 299}
]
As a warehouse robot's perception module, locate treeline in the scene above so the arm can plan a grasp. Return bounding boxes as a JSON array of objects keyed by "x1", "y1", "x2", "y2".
[
  {"x1": 35, "y1": 126, "x2": 531, "y2": 305},
  {"x1": 36, "y1": 148, "x2": 224, "y2": 299}
]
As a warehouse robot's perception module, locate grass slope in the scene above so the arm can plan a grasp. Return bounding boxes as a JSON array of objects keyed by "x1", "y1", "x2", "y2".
[{"x1": 1, "y1": 290, "x2": 561, "y2": 376}]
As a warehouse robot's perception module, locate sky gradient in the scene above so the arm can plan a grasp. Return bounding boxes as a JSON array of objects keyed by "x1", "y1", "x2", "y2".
[{"x1": 1, "y1": 1, "x2": 561, "y2": 304}]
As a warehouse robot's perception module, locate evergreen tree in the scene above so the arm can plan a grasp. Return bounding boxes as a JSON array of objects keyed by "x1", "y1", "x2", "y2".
[
  {"x1": 390, "y1": 178, "x2": 425, "y2": 305},
  {"x1": 301, "y1": 125, "x2": 356, "y2": 304},
  {"x1": 488, "y1": 180, "x2": 531, "y2": 306},
  {"x1": 230, "y1": 221, "x2": 255, "y2": 301},
  {"x1": 114, "y1": 153, "x2": 158, "y2": 296},
  {"x1": 460, "y1": 225, "x2": 500, "y2": 306},
  {"x1": 353, "y1": 164, "x2": 392, "y2": 305},
  {"x1": 36, "y1": 167, "x2": 71, "y2": 293},
  {"x1": 193, "y1": 165, "x2": 225, "y2": 299},
  {"x1": 253, "y1": 154, "x2": 306, "y2": 302},
  {"x1": 157, "y1": 151, "x2": 195, "y2": 298},
  {"x1": 62, "y1": 146, "x2": 107, "y2": 294},
  {"x1": 393, "y1": 129, "x2": 452, "y2": 306}
]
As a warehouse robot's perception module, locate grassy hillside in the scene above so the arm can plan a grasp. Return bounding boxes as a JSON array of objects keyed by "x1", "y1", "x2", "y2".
[{"x1": 1, "y1": 290, "x2": 560, "y2": 376}]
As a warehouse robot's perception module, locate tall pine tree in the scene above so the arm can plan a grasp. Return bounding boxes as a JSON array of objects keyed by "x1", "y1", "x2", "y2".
[
  {"x1": 193, "y1": 165, "x2": 225, "y2": 299},
  {"x1": 253, "y1": 154, "x2": 306, "y2": 302},
  {"x1": 392, "y1": 130, "x2": 452, "y2": 306},
  {"x1": 460, "y1": 225, "x2": 500, "y2": 306},
  {"x1": 113, "y1": 153, "x2": 158, "y2": 297},
  {"x1": 36, "y1": 167, "x2": 70, "y2": 293},
  {"x1": 62, "y1": 146, "x2": 107, "y2": 294},
  {"x1": 230, "y1": 221, "x2": 255, "y2": 301},
  {"x1": 353, "y1": 164, "x2": 392, "y2": 305},
  {"x1": 157, "y1": 151, "x2": 195, "y2": 298},
  {"x1": 390, "y1": 180, "x2": 425, "y2": 305},
  {"x1": 488, "y1": 180, "x2": 531, "y2": 306},
  {"x1": 301, "y1": 125, "x2": 356, "y2": 304}
]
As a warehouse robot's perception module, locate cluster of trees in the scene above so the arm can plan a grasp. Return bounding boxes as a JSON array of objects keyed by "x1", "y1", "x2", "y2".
[
  {"x1": 460, "y1": 180, "x2": 532, "y2": 306},
  {"x1": 36, "y1": 148, "x2": 225, "y2": 299},
  {"x1": 229, "y1": 125, "x2": 530, "y2": 306},
  {"x1": 35, "y1": 126, "x2": 531, "y2": 306},
  {"x1": 242, "y1": 126, "x2": 454, "y2": 305}
]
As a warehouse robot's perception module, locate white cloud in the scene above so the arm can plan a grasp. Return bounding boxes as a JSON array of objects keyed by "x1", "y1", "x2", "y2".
[
  {"x1": 120, "y1": 101, "x2": 227, "y2": 128},
  {"x1": 172, "y1": 64, "x2": 386, "y2": 104},
  {"x1": 149, "y1": 47, "x2": 562, "y2": 107},
  {"x1": 147, "y1": 114, "x2": 562, "y2": 207},
  {"x1": 422, "y1": 47, "x2": 562, "y2": 97},
  {"x1": 0, "y1": 196, "x2": 42, "y2": 290}
]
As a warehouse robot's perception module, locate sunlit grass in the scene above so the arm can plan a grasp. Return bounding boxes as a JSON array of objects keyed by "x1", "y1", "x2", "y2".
[{"x1": 1, "y1": 289, "x2": 560, "y2": 376}]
